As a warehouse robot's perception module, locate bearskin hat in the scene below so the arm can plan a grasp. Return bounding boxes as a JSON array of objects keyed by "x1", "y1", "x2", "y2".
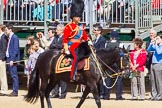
[{"x1": 70, "y1": 0, "x2": 84, "y2": 19}]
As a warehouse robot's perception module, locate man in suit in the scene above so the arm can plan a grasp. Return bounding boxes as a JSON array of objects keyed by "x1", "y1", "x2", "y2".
[
  {"x1": 49, "y1": 24, "x2": 64, "y2": 50},
  {"x1": 50, "y1": 24, "x2": 67, "y2": 99},
  {"x1": 93, "y1": 24, "x2": 106, "y2": 49},
  {"x1": 92, "y1": 24, "x2": 108, "y2": 99},
  {"x1": 5, "y1": 24, "x2": 20, "y2": 96},
  {"x1": 0, "y1": 24, "x2": 8, "y2": 96}
]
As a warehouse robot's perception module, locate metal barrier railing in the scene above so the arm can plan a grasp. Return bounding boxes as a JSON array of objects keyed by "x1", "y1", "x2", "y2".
[
  {"x1": 0, "y1": 0, "x2": 162, "y2": 36},
  {"x1": 0, "y1": 0, "x2": 136, "y2": 25},
  {"x1": 137, "y1": 0, "x2": 152, "y2": 29}
]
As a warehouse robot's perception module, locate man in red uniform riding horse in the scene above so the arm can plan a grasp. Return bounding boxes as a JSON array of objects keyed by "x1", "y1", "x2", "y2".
[{"x1": 63, "y1": 0, "x2": 92, "y2": 81}]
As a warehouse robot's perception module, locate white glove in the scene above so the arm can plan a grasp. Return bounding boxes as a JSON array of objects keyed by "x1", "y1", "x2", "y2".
[
  {"x1": 119, "y1": 43, "x2": 124, "y2": 48},
  {"x1": 65, "y1": 50, "x2": 70, "y2": 55},
  {"x1": 88, "y1": 40, "x2": 93, "y2": 46}
]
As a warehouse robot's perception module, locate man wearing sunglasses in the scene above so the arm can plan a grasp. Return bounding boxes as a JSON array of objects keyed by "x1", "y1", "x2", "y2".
[{"x1": 93, "y1": 24, "x2": 106, "y2": 49}]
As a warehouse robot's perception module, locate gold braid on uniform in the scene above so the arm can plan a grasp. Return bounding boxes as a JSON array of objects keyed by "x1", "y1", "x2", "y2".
[{"x1": 66, "y1": 22, "x2": 79, "y2": 39}]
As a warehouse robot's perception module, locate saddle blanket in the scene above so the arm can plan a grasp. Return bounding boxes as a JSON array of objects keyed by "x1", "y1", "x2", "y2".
[{"x1": 55, "y1": 54, "x2": 90, "y2": 74}]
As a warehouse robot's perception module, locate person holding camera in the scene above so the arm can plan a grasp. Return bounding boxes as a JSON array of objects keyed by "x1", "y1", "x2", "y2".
[
  {"x1": 129, "y1": 38, "x2": 147, "y2": 100},
  {"x1": 146, "y1": 29, "x2": 157, "y2": 100},
  {"x1": 147, "y1": 35, "x2": 162, "y2": 101},
  {"x1": 36, "y1": 29, "x2": 56, "y2": 50},
  {"x1": 146, "y1": 29, "x2": 157, "y2": 73}
]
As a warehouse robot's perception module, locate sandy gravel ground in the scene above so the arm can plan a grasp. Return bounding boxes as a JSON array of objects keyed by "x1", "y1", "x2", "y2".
[{"x1": 0, "y1": 89, "x2": 162, "y2": 108}]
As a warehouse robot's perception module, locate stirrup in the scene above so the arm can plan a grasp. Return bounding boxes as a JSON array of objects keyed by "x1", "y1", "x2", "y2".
[{"x1": 70, "y1": 79, "x2": 75, "y2": 82}]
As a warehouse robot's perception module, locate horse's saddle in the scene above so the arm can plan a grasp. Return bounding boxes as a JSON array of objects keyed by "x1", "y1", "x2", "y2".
[{"x1": 55, "y1": 54, "x2": 90, "y2": 74}]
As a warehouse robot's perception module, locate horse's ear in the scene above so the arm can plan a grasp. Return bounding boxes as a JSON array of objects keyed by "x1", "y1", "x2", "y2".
[{"x1": 127, "y1": 45, "x2": 131, "y2": 52}]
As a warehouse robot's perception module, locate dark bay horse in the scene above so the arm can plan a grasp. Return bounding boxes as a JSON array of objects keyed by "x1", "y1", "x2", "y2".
[{"x1": 24, "y1": 42, "x2": 130, "y2": 108}]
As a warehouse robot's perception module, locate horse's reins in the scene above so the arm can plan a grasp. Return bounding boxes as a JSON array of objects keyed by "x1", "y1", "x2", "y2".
[
  {"x1": 89, "y1": 45, "x2": 113, "y2": 77},
  {"x1": 95, "y1": 51, "x2": 125, "y2": 77},
  {"x1": 90, "y1": 45, "x2": 118, "y2": 89},
  {"x1": 89, "y1": 38, "x2": 125, "y2": 89}
]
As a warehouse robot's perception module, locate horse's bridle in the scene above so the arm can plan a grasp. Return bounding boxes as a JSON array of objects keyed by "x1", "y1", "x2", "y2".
[
  {"x1": 96, "y1": 50, "x2": 130, "y2": 78},
  {"x1": 120, "y1": 54, "x2": 130, "y2": 69}
]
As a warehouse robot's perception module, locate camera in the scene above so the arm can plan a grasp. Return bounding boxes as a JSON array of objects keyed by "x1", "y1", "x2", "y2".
[
  {"x1": 152, "y1": 37, "x2": 157, "y2": 45},
  {"x1": 37, "y1": 32, "x2": 42, "y2": 38}
]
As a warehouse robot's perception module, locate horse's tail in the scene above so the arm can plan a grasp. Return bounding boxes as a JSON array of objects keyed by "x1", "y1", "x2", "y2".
[{"x1": 24, "y1": 66, "x2": 39, "y2": 104}]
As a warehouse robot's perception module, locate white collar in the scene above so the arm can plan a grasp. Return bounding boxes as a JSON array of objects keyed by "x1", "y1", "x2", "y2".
[
  {"x1": 49, "y1": 37, "x2": 54, "y2": 41},
  {"x1": 59, "y1": 34, "x2": 63, "y2": 38},
  {"x1": 96, "y1": 35, "x2": 101, "y2": 40},
  {"x1": 9, "y1": 32, "x2": 14, "y2": 39},
  {"x1": 111, "y1": 40, "x2": 117, "y2": 43}
]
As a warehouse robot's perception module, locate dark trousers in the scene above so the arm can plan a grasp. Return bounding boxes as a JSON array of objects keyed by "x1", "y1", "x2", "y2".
[
  {"x1": 52, "y1": 80, "x2": 67, "y2": 97},
  {"x1": 52, "y1": 3, "x2": 63, "y2": 20},
  {"x1": 109, "y1": 1, "x2": 124, "y2": 23},
  {"x1": 100, "y1": 76, "x2": 123, "y2": 99},
  {"x1": 6, "y1": 5, "x2": 14, "y2": 20},
  {"x1": 6, "y1": 61, "x2": 19, "y2": 94}
]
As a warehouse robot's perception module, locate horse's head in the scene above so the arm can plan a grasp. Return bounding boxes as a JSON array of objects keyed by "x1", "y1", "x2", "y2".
[{"x1": 118, "y1": 45, "x2": 131, "y2": 78}]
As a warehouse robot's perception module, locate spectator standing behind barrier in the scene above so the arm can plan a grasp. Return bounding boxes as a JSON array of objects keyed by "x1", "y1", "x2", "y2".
[
  {"x1": 146, "y1": 29, "x2": 157, "y2": 72},
  {"x1": 5, "y1": 24, "x2": 20, "y2": 97},
  {"x1": 6, "y1": 0, "x2": 14, "y2": 20},
  {"x1": 147, "y1": 35, "x2": 162, "y2": 101},
  {"x1": 36, "y1": 29, "x2": 56, "y2": 50},
  {"x1": 50, "y1": 0, "x2": 63, "y2": 21},
  {"x1": 34, "y1": 39, "x2": 44, "y2": 54},
  {"x1": 84, "y1": 0, "x2": 97, "y2": 26},
  {"x1": 146, "y1": 29, "x2": 157, "y2": 100},
  {"x1": 23, "y1": 35, "x2": 35, "y2": 63},
  {"x1": 50, "y1": 24, "x2": 67, "y2": 99},
  {"x1": 129, "y1": 38, "x2": 147, "y2": 100},
  {"x1": 26, "y1": 45, "x2": 39, "y2": 87},
  {"x1": 0, "y1": 24, "x2": 8, "y2": 96},
  {"x1": 104, "y1": 30, "x2": 125, "y2": 100},
  {"x1": 23, "y1": 35, "x2": 35, "y2": 87},
  {"x1": 108, "y1": 0, "x2": 126, "y2": 28}
]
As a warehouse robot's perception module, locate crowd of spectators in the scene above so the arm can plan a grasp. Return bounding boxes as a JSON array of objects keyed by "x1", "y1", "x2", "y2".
[{"x1": 0, "y1": 0, "x2": 161, "y2": 27}]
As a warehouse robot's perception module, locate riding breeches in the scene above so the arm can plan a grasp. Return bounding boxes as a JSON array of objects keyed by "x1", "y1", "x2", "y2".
[{"x1": 69, "y1": 43, "x2": 80, "y2": 80}]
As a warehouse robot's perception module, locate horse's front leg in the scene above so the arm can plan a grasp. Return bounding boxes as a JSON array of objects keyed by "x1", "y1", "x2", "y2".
[
  {"x1": 91, "y1": 84, "x2": 101, "y2": 108},
  {"x1": 76, "y1": 86, "x2": 90, "y2": 108}
]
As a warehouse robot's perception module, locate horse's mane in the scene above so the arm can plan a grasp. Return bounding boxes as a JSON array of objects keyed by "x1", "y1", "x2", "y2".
[
  {"x1": 77, "y1": 41, "x2": 91, "y2": 60},
  {"x1": 96, "y1": 48, "x2": 120, "y2": 60},
  {"x1": 96, "y1": 48, "x2": 118, "y2": 54},
  {"x1": 96, "y1": 48, "x2": 115, "y2": 53}
]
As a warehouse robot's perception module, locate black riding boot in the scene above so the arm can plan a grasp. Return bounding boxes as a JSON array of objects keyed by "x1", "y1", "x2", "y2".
[{"x1": 72, "y1": 62, "x2": 78, "y2": 80}]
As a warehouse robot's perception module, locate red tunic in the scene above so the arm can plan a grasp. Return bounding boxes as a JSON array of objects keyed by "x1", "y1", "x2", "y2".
[
  {"x1": 63, "y1": 22, "x2": 89, "y2": 80},
  {"x1": 63, "y1": 22, "x2": 88, "y2": 44}
]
